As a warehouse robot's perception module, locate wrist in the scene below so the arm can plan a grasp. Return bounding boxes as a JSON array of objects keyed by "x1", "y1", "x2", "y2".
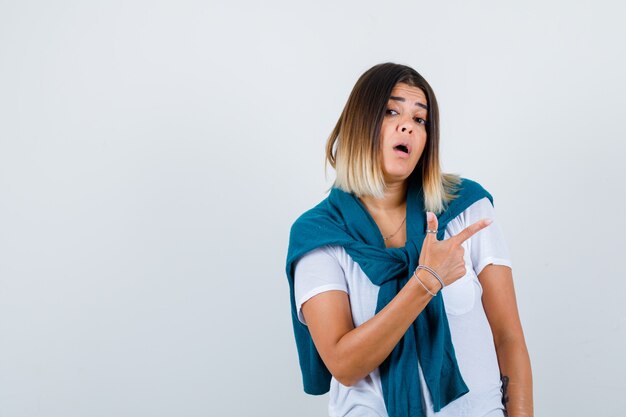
[
  {"x1": 416, "y1": 265, "x2": 445, "y2": 291},
  {"x1": 412, "y1": 270, "x2": 440, "y2": 297}
]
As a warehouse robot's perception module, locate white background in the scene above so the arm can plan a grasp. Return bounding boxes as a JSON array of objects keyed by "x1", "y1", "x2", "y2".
[{"x1": 1, "y1": 1, "x2": 625, "y2": 416}]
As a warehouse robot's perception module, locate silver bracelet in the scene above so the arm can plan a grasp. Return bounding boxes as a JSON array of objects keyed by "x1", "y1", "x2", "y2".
[
  {"x1": 415, "y1": 265, "x2": 444, "y2": 291},
  {"x1": 412, "y1": 270, "x2": 437, "y2": 297}
]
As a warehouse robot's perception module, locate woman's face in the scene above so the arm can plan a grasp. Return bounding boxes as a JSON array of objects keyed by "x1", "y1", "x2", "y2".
[{"x1": 379, "y1": 83, "x2": 428, "y2": 184}]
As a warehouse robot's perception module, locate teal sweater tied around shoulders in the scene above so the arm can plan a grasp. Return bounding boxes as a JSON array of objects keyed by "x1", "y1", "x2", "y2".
[{"x1": 285, "y1": 174, "x2": 494, "y2": 417}]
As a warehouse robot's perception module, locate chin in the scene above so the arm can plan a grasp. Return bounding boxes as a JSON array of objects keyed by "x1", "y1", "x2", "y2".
[{"x1": 383, "y1": 171, "x2": 412, "y2": 184}]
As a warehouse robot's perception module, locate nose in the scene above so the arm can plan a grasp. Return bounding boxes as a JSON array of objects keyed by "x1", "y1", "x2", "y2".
[{"x1": 398, "y1": 121, "x2": 413, "y2": 135}]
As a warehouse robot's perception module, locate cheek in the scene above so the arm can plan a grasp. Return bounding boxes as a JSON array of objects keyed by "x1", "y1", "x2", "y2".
[
  {"x1": 414, "y1": 134, "x2": 427, "y2": 157},
  {"x1": 380, "y1": 124, "x2": 393, "y2": 143},
  {"x1": 419, "y1": 137, "x2": 428, "y2": 154},
  {"x1": 411, "y1": 149, "x2": 423, "y2": 166},
  {"x1": 379, "y1": 128, "x2": 395, "y2": 153}
]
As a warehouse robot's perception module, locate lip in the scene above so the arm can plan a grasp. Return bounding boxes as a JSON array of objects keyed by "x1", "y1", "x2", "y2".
[
  {"x1": 392, "y1": 140, "x2": 411, "y2": 158},
  {"x1": 393, "y1": 149, "x2": 410, "y2": 159}
]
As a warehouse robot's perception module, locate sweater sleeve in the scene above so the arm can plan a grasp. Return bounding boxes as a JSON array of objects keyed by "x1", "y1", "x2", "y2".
[
  {"x1": 464, "y1": 197, "x2": 513, "y2": 276},
  {"x1": 294, "y1": 245, "x2": 348, "y2": 325}
]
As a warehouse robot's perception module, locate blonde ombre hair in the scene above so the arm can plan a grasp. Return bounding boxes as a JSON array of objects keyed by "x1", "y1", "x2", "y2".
[{"x1": 325, "y1": 63, "x2": 461, "y2": 215}]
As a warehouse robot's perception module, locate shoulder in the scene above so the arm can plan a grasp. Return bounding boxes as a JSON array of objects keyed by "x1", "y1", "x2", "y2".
[
  {"x1": 450, "y1": 177, "x2": 494, "y2": 211},
  {"x1": 452, "y1": 177, "x2": 497, "y2": 224},
  {"x1": 465, "y1": 196, "x2": 495, "y2": 217},
  {"x1": 447, "y1": 196, "x2": 495, "y2": 231},
  {"x1": 288, "y1": 193, "x2": 338, "y2": 235},
  {"x1": 438, "y1": 177, "x2": 493, "y2": 225},
  {"x1": 295, "y1": 244, "x2": 342, "y2": 266},
  {"x1": 456, "y1": 177, "x2": 493, "y2": 203},
  {"x1": 286, "y1": 192, "x2": 352, "y2": 270}
]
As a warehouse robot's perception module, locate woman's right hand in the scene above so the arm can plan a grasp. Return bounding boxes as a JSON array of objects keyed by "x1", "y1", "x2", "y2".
[{"x1": 418, "y1": 211, "x2": 492, "y2": 288}]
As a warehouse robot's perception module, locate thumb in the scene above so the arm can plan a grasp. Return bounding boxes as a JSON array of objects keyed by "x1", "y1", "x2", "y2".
[{"x1": 425, "y1": 211, "x2": 439, "y2": 240}]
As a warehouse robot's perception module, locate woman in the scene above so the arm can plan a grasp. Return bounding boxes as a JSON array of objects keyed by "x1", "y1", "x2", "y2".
[{"x1": 285, "y1": 63, "x2": 532, "y2": 417}]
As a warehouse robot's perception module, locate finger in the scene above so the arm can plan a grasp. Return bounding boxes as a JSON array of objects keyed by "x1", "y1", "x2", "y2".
[
  {"x1": 450, "y1": 218, "x2": 493, "y2": 244},
  {"x1": 425, "y1": 211, "x2": 439, "y2": 241}
]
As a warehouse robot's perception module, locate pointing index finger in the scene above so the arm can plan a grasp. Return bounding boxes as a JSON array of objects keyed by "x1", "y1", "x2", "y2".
[{"x1": 450, "y1": 218, "x2": 493, "y2": 244}]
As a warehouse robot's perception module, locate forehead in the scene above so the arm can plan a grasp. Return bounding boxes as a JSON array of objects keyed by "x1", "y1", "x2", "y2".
[{"x1": 389, "y1": 83, "x2": 427, "y2": 106}]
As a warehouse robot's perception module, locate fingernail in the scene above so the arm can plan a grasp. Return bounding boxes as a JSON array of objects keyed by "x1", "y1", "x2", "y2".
[{"x1": 485, "y1": 218, "x2": 493, "y2": 225}]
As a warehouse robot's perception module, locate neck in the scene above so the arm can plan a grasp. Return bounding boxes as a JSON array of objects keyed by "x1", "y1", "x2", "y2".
[{"x1": 359, "y1": 180, "x2": 408, "y2": 214}]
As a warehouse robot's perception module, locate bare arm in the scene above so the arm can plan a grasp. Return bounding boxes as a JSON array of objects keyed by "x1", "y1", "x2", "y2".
[
  {"x1": 301, "y1": 270, "x2": 437, "y2": 386},
  {"x1": 479, "y1": 264, "x2": 533, "y2": 417},
  {"x1": 301, "y1": 212, "x2": 492, "y2": 386}
]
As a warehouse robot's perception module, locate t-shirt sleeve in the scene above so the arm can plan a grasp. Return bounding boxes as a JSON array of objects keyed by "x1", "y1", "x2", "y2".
[
  {"x1": 293, "y1": 245, "x2": 348, "y2": 325},
  {"x1": 465, "y1": 197, "x2": 513, "y2": 276}
]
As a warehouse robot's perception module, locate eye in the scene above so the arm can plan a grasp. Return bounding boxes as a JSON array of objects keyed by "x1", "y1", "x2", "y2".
[
  {"x1": 385, "y1": 108, "x2": 399, "y2": 116},
  {"x1": 414, "y1": 117, "x2": 427, "y2": 125}
]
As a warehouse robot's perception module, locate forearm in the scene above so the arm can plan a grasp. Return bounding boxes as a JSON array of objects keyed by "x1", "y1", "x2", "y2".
[
  {"x1": 495, "y1": 337, "x2": 533, "y2": 417},
  {"x1": 333, "y1": 271, "x2": 437, "y2": 385}
]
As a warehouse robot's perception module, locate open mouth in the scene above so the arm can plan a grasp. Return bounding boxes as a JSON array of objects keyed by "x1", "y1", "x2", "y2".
[{"x1": 394, "y1": 144, "x2": 409, "y2": 155}]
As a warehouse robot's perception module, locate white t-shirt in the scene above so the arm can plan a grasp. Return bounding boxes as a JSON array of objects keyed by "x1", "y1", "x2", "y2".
[{"x1": 294, "y1": 197, "x2": 512, "y2": 417}]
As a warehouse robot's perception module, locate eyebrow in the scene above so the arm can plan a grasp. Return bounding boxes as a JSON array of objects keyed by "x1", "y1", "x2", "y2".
[{"x1": 389, "y1": 96, "x2": 428, "y2": 110}]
